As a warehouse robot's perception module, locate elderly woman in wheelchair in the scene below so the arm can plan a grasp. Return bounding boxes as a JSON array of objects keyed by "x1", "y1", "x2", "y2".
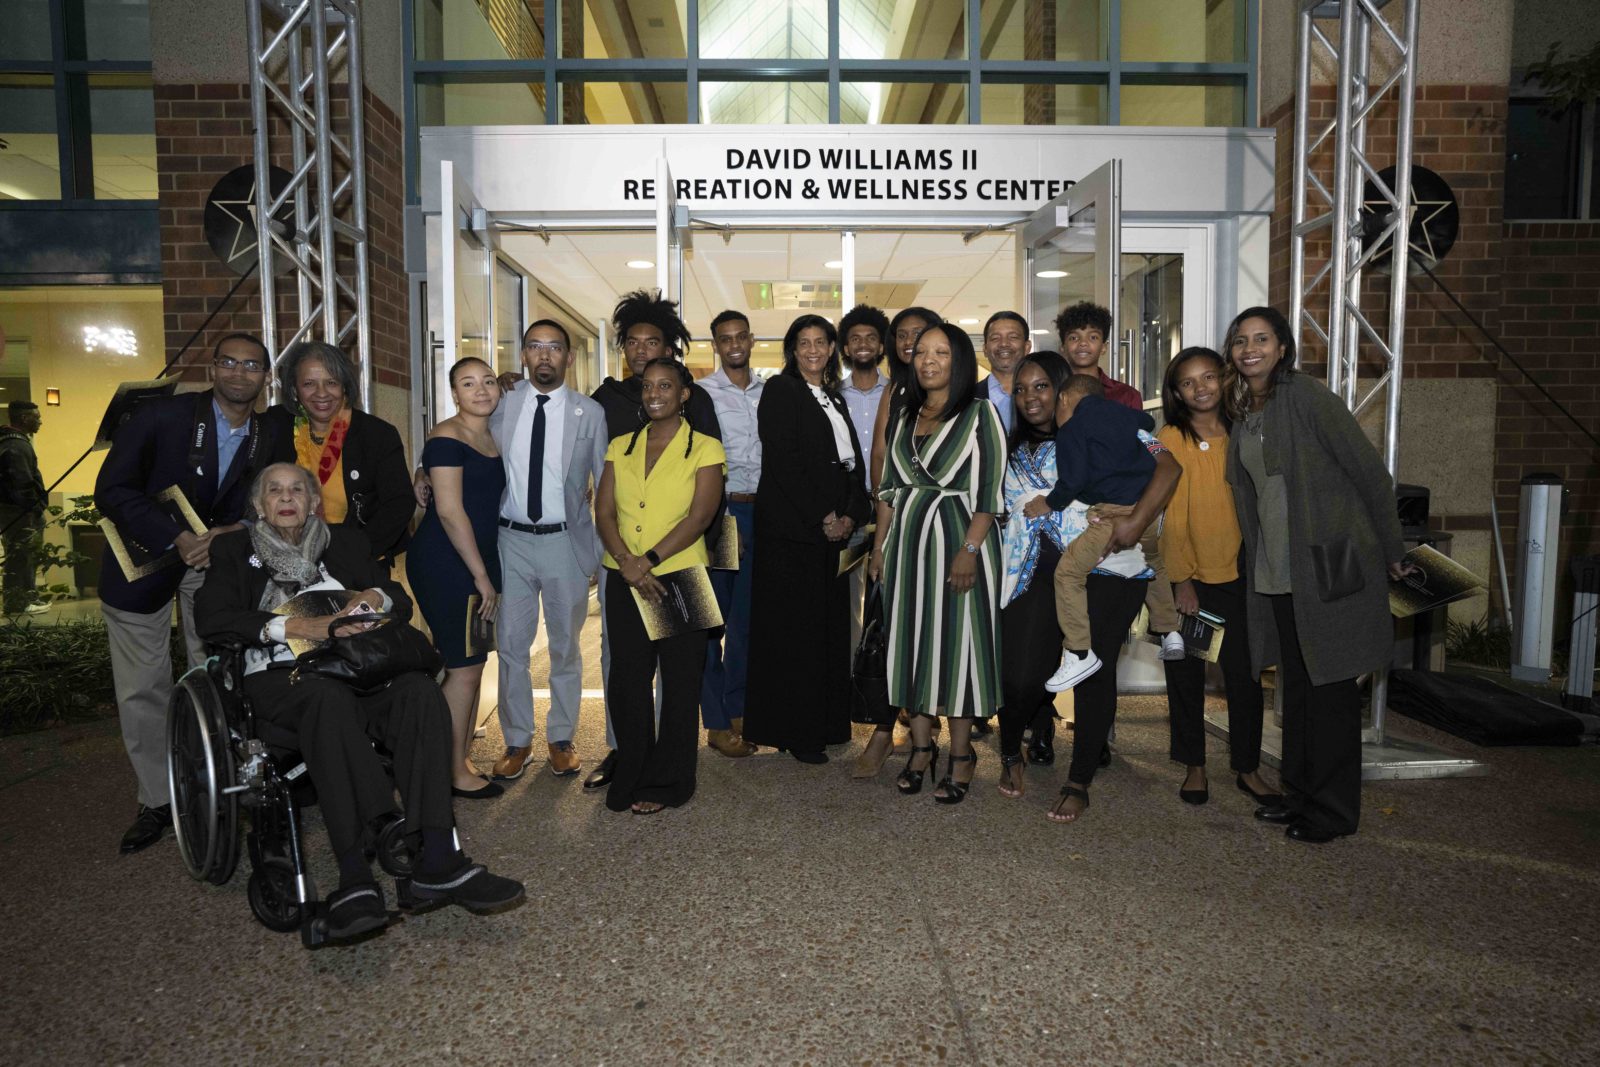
[{"x1": 189, "y1": 461, "x2": 523, "y2": 942}]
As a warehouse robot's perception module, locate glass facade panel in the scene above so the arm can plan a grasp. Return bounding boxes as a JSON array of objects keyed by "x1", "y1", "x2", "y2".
[
  {"x1": 87, "y1": 73, "x2": 157, "y2": 200},
  {"x1": 573, "y1": 81, "x2": 688, "y2": 124},
  {"x1": 700, "y1": 81, "x2": 829, "y2": 125},
  {"x1": 417, "y1": 77, "x2": 548, "y2": 126},
  {"x1": 700, "y1": 0, "x2": 826, "y2": 60},
  {"x1": 492, "y1": 258, "x2": 524, "y2": 376},
  {"x1": 413, "y1": 0, "x2": 547, "y2": 61},
  {"x1": 1, "y1": 0, "x2": 53, "y2": 61},
  {"x1": 841, "y1": 82, "x2": 967, "y2": 125},
  {"x1": 574, "y1": 0, "x2": 688, "y2": 59},
  {"x1": 980, "y1": 0, "x2": 1106, "y2": 61},
  {"x1": 841, "y1": 0, "x2": 965, "y2": 61},
  {"x1": 1121, "y1": 0, "x2": 1242, "y2": 63},
  {"x1": 981, "y1": 82, "x2": 1107, "y2": 126},
  {"x1": 70, "y1": 0, "x2": 153, "y2": 61},
  {"x1": 0, "y1": 75, "x2": 61, "y2": 200},
  {"x1": 1121, "y1": 82, "x2": 1244, "y2": 127}
]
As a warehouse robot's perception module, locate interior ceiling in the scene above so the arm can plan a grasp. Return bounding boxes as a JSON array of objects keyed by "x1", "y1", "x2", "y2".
[{"x1": 497, "y1": 229, "x2": 1020, "y2": 351}]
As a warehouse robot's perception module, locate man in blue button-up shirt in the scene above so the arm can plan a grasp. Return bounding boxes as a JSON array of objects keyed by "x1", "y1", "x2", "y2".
[
  {"x1": 697, "y1": 309, "x2": 765, "y2": 756},
  {"x1": 977, "y1": 310, "x2": 1032, "y2": 438}
]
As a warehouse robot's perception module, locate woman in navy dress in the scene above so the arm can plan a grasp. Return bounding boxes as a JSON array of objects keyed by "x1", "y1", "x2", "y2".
[{"x1": 406, "y1": 357, "x2": 505, "y2": 798}]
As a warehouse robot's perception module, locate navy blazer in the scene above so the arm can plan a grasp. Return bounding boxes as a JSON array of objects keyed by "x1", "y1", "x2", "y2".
[
  {"x1": 259, "y1": 406, "x2": 415, "y2": 564},
  {"x1": 94, "y1": 390, "x2": 281, "y2": 614}
]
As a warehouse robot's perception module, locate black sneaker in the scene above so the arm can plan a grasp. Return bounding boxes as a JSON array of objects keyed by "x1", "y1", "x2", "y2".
[
  {"x1": 411, "y1": 859, "x2": 525, "y2": 913},
  {"x1": 325, "y1": 882, "x2": 390, "y2": 940},
  {"x1": 119, "y1": 804, "x2": 172, "y2": 854}
]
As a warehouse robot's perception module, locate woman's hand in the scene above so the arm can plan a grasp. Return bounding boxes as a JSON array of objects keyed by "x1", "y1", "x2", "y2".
[
  {"x1": 1387, "y1": 560, "x2": 1418, "y2": 581},
  {"x1": 619, "y1": 555, "x2": 653, "y2": 589},
  {"x1": 1021, "y1": 495, "x2": 1052, "y2": 520},
  {"x1": 412, "y1": 467, "x2": 432, "y2": 508},
  {"x1": 867, "y1": 546, "x2": 884, "y2": 582},
  {"x1": 1174, "y1": 579, "x2": 1199, "y2": 617},
  {"x1": 473, "y1": 573, "x2": 499, "y2": 621},
  {"x1": 948, "y1": 550, "x2": 977, "y2": 593},
  {"x1": 633, "y1": 572, "x2": 668, "y2": 604}
]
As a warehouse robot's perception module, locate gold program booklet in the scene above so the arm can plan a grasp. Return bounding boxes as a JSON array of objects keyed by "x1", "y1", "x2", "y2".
[
  {"x1": 99, "y1": 485, "x2": 208, "y2": 582},
  {"x1": 630, "y1": 565, "x2": 724, "y2": 640},
  {"x1": 1390, "y1": 543, "x2": 1487, "y2": 619}
]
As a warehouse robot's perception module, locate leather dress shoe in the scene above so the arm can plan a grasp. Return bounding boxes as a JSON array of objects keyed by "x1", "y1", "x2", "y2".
[
  {"x1": 548, "y1": 741, "x2": 581, "y2": 777},
  {"x1": 1286, "y1": 823, "x2": 1350, "y2": 844},
  {"x1": 706, "y1": 729, "x2": 756, "y2": 758},
  {"x1": 120, "y1": 804, "x2": 172, "y2": 854},
  {"x1": 583, "y1": 750, "x2": 618, "y2": 791},
  {"x1": 1254, "y1": 803, "x2": 1299, "y2": 824},
  {"x1": 491, "y1": 746, "x2": 534, "y2": 781}
]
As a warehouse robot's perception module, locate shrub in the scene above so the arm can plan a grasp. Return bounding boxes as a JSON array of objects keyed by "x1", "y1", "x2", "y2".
[{"x1": 0, "y1": 615, "x2": 192, "y2": 736}]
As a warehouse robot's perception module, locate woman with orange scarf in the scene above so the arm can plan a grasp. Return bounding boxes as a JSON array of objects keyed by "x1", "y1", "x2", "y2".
[{"x1": 263, "y1": 341, "x2": 414, "y2": 567}]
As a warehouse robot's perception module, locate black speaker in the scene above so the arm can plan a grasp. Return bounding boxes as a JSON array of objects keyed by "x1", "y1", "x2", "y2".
[{"x1": 1396, "y1": 483, "x2": 1430, "y2": 537}]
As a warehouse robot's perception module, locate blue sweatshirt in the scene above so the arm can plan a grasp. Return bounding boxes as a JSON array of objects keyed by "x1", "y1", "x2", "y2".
[{"x1": 1044, "y1": 394, "x2": 1156, "y2": 511}]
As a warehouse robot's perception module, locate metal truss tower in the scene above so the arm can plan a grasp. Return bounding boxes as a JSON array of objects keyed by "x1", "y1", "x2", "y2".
[{"x1": 246, "y1": 0, "x2": 373, "y2": 408}]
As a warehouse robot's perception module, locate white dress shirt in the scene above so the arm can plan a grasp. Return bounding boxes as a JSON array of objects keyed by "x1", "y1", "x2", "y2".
[
  {"x1": 809, "y1": 383, "x2": 857, "y2": 469},
  {"x1": 504, "y1": 383, "x2": 567, "y2": 525}
]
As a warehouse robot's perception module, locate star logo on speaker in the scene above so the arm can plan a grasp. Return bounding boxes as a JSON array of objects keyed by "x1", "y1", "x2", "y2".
[{"x1": 212, "y1": 184, "x2": 261, "y2": 266}]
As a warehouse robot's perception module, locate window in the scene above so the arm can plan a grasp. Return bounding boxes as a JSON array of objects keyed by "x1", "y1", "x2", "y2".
[
  {"x1": 1504, "y1": 98, "x2": 1592, "y2": 220},
  {"x1": 0, "y1": 0, "x2": 154, "y2": 202}
]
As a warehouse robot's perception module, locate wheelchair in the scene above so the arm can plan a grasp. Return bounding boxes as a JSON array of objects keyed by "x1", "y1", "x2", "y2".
[{"x1": 164, "y1": 645, "x2": 430, "y2": 948}]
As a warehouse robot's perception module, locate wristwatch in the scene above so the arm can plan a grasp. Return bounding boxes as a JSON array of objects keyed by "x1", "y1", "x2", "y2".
[
  {"x1": 644, "y1": 549, "x2": 662, "y2": 566},
  {"x1": 963, "y1": 541, "x2": 979, "y2": 555}
]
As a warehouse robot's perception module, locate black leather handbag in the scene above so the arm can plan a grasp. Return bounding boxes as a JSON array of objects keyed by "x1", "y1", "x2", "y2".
[
  {"x1": 850, "y1": 582, "x2": 893, "y2": 726},
  {"x1": 291, "y1": 613, "x2": 443, "y2": 694}
]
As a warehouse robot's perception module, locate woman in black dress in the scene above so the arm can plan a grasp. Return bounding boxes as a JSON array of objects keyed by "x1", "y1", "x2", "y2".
[
  {"x1": 744, "y1": 315, "x2": 872, "y2": 764},
  {"x1": 406, "y1": 358, "x2": 505, "y2": 798}
]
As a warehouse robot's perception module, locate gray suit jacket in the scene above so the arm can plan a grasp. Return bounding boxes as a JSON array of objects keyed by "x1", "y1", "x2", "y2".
[{"x1": 491, "y1": 382, "x2": 608, "y2": 576}]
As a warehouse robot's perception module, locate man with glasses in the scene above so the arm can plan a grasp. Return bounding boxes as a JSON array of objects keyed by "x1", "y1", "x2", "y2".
[
  {"x1": 98, "y1": 332, "x2": 284, "y2": 854},
  {"x1": 584, "y1": 289, "x2": 722, "y2": 791},
  {"x1": 695, "y1": 309, "x2": 763, "y2": 759},
  {"x1": 487, "y1": 320, "x2": 608, "y2": 783}
]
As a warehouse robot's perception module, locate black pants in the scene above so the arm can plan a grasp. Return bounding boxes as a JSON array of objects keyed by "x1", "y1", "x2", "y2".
[
  {"x1": 1271, "y1": 594, "x2": 1362, "y2": 834},
  {"x1": 1067, "y1": 574, "x2": 1148, "y2": 787},
  {"x1": 245, "y1": 668, "x2": 454, "y2": 858},
  {"x1": 998, "y1": 542, "x2": 1064, "y2": 758},
  {"x1": 1, "y1": 508, "x2": 39, "y2": 613},
  {"x1": 604, "y1": 569, "x2": 709, "y2": 812},
  {"x1": 1163, "y1": 576, "x2": 1264, "y2": 772}
]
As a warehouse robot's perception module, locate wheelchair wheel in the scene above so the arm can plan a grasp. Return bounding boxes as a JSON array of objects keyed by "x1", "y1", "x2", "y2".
[
  {"x1": 247, "y1": 857, "x2": 302, "y2": 933},
  {"x1": 374, "y1": 815, "x2": 415, "y2": 878},
  {"x1": 166, "y1": 667, "x2": 239, "y2": 883}
]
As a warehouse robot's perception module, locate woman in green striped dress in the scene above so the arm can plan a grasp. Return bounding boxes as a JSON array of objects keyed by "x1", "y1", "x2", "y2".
[{"x1": 867, "y1": 321, "x2": 1006, "y2": 805}]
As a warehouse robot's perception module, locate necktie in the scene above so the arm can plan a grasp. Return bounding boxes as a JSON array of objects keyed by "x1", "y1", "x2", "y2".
[{"x1": 528, "y1": 394, "x2": 549, "y2": 523}]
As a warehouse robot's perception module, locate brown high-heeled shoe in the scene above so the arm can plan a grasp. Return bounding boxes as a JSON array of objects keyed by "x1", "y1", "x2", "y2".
[{"x1": 852, "y1": 728, "x2": 894, "y2": 778}]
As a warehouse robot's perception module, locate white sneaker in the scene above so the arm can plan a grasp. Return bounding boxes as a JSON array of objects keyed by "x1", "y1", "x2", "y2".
[
  {"x1": 1158, "y1": 631, "x2": 1188, "y2": 661},
  {"x1": 23, "y1": 601, "x2": 50, "y2": 615},
  {"x1": 1045, "y1": 649, "x2": 1102, "y2": 692}
]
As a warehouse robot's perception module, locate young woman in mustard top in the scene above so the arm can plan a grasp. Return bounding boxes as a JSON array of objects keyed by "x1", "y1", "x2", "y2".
[
  {"x1": 1157, "y1": 347, "x2": 1280, "y2": 809},
  {"x1": 595, "y1": 359, "x2": 726, "y2": 814}
]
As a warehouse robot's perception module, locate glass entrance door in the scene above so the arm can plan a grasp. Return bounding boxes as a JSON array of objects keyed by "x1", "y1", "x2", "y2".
[
  {"x1": 1018, "y1": 158, "x2": 1122, "y2": 347},
  {"x1": 427, "y1": 158, "x2": 494, "y2": 426}
]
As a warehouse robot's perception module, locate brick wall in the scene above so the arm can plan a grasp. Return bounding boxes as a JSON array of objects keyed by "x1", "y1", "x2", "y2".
[
  {"x1": 1266, "y1": 83, "x2": 1599, "y2": 630},
  {"x1": 154, "y1": 82, "x2": 408, "y2": 390}
]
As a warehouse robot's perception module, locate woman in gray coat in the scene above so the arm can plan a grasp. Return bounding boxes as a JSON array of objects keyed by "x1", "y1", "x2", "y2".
[{"x1": 1223, "y1": 306, "x2": 1409, "y2": 844}]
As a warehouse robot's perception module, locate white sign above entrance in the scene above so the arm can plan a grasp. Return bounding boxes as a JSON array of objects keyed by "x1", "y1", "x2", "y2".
[{"x1": 419, "y1": 125, "x2": 1275, "y2": 221}]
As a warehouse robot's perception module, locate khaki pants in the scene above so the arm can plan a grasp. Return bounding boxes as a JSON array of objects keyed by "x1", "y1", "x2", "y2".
[{"x1": 1053, "y1": 503, "x2": 1179, "y2": 651}]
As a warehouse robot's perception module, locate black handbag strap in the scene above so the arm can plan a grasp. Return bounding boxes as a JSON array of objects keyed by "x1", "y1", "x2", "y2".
[{"x1": 326, "y1": 610, "x2": 393, "y2": 639}]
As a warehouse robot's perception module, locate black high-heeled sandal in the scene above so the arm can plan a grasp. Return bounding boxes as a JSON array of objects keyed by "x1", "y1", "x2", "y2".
[
  {"x1": 997, "y1": 752, "x2": 1025, "y2": 798},
  {"x1": 896, "y1": 744, "x2": 938, "y2": 795},
  {"x1": 933, "y1": 751, "x2": 978, "y2": 805}
]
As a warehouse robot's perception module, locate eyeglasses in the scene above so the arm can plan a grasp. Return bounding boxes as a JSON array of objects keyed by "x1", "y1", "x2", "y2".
[
  {"x1": 214, "y1": 356, "x2": 267, "y2": 373},
  {"x1": 623, "y1": 336, "x2": 664, "y2": 350},
  {"x1": 524, "y1": 341, "x2": 567, "y2": 354}
]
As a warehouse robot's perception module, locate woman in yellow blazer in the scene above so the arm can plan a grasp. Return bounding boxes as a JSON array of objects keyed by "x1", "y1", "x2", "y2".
[
  {"x1": 595, "y1": 358, "x2": 726, "y2": 815},
  {"x1": 1157, "y1": 347, "x2": 1281, "y2": 809}
]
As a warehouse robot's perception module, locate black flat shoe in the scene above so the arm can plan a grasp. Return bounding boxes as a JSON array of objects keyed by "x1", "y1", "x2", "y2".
[
  {"x1": 1236, "y1": 775, "x2": 1284, "y2": 805},
  {"x1": 1286, "y1": 823, "x2": 1350, "y2": 844},
  {"x1": 451, "y1": 779, "x2": 505, "y2": 800},
  {"x1": 411, "y1": 858, "x2": 526, "y2": 912},
  {"x1": 1254, "y1": 803, "x2": 1298, "y2": 824},
  {"x1": 1026, "y1": 737, "x2": 1054, "y2": 766},
  {"x1": 119, "y1": 804, "x2": 172, "y2": 855},
  {"x1": 790, "y1": 750, "x2": 828, "y2": 765},
  {"x1": 1179, "y1": 775, "x2": 1209, "y2": 806},
  {"x1": 325, "y1": 882, "x2": 390, "y2": 941},
  {"x1": 583, "y1": 750, "x2": 618, "y2": 791}
]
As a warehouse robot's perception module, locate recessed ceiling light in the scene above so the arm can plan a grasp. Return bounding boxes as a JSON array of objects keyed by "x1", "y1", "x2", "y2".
[
  {"x1": 758, "y1": 343, "x2": 770, "y2": 348},
  {"x1": 824, "y1": 260, "x2": 844, "y2": 269},
  {"x1": 1035, "y1": 269, "x2": 1069, "y2": 279},
  {"x1": 627, "y1": 259, "x2": 654, "y2": 269},
  {"x1": 1031, "y1": 329, "x2": 1051, "y2": 335},
  {"x1": 957, "y1": 317, "x2": 979, "y2": 325}
]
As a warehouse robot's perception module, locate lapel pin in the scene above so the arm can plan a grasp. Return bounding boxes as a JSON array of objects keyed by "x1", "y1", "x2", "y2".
[{"x1": 350, "y1": 469, "x2": 360, "y2": 480}]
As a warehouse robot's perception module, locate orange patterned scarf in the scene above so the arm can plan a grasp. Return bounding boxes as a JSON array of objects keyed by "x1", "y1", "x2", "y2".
[{"x1": 293, "y1": 405, "x2": 350, "y2": 522}]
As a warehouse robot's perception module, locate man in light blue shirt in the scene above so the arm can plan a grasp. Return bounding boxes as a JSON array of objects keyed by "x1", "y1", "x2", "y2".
[
  {"x1": 977, "y1": 310, "x2": 1032, "y2": 438},
  {"x1": 696, "y1": 309, "x2": 765, "y2": 756},
  {"x1": 838, "y1": 304, "x2": 890, "y2": 467},
  {"x1": 212, "y1": 396, "x2": 252, "y2": 488}
]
